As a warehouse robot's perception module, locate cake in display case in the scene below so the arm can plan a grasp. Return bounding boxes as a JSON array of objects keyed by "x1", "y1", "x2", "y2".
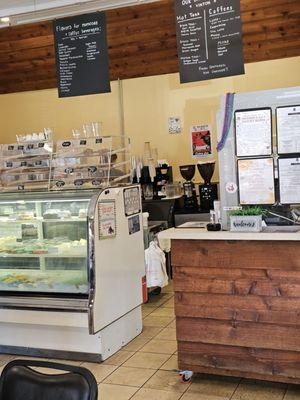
[{"x1": 0, "y1": 191, "x2": 90, "y2": 294}]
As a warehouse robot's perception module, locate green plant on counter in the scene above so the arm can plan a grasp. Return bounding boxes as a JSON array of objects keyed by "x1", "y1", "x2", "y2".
[{"x1": 230, "y1": 206, "x2": 265, "y2": 216}]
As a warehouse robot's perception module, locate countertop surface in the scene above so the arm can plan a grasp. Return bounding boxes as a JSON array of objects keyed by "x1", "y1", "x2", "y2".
[{"x1": 158, "y1": 227, "x2": 300, "y2": 241}]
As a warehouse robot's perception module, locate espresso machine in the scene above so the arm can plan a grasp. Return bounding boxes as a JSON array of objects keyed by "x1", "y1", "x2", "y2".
[
  {"x1": 179, "y1": 165, "x2": 198, "y2": 210},
  {"x1": 197, "y1": 161, "x2": 218, "y2": 211}
]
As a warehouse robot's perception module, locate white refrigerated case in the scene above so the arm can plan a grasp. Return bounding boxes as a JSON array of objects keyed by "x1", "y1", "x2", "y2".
[{"x1": 0, "y1": 185, "x2": 145, "y2": 361}]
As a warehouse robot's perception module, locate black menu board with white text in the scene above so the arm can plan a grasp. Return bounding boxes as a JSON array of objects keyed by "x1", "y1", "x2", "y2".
[
  {"x1": 175, "y1": 0, "x2": 244, "y2": 83},
  {"x1": 54, "y1": 12, "x2": 111, "y2": 97}
]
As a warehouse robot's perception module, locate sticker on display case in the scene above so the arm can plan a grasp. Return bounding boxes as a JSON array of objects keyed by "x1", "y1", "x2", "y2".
[
  {"x1": 55, "y1": 180, "x2": 65, "y2": 188},
  {"x1": 225, "y1": 182, "x2": 238, "y2": 194},
  {"x1": 74, "y1": 179, "x2": 84, "y2": 187},
  {"x1": 123, "y1": 187, "x2": 141, "y2": 217},
  {"x1": 1, "y1": 141, "x2": 53, "y2": 157},
  {"x1": 55, "y1": 137, "x2": 112, "y2": 156},
  {"x1": 98, "y1": 200, "x2": 116, "y2": 240},
  {"x1": 3, "y1": 158, "x2": 49, "y2": 170},
  {"x1": 128, "y1": 215, "x2": 140, "y2": 235},
  {"x1": 92, "y1": 179, "x2": 102, "y2": 186},
  {"x1": 88, "y1": 166, "x2": 98, "y2": 173}
]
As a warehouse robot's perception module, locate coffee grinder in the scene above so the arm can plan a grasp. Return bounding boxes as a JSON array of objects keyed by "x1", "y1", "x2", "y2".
[
  {"x1": 197, "y1": 161, "x2": 218, "y2": 211},
  {"x1": 179, "y1": 165, "x2": 198, "y2": 210},
  {"x1": 154, "y1": 164, "x2": 173, "y2": 198}
]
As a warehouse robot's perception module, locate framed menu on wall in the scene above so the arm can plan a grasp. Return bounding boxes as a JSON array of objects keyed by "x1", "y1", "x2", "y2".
[
  {"x1": 278, "y1": 157, "x2": 300, "y2": 204},
  {"x1": 276, "y1": 105, "x2": 300, "y2": 154},
  {"x1": 237, "y1": 158, "x2": 275, "y2": 205},
  {"x1": 235, "y1": 108, "x2": 272, "y2": 157}
]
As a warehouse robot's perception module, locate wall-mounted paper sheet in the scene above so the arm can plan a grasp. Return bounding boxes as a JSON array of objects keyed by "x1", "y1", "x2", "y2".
[
  {"x1": 124, "y1": 187, "x2": 141, "y2": 217},
  {"x1": 190, "y1": 125, "x2": 212, "y2": 158},
  {"x1": 235, "y1": 108, "x2": 272, "y2": 157},
  {"x1": 278, "y1": 157, "x2": 300, "y2": 204},
  {"x1": 276, "y1": 105, "x2": 300, "y2": 154},
  {"x1": 168, "y1": 117, "x2": 181, "y2": 134},
  {"x1": 238, "y1": 158, "x2": 275, "y2": 205},
  {"x1": 98, "y1": 200, "x2": 116, "y2": 239}
]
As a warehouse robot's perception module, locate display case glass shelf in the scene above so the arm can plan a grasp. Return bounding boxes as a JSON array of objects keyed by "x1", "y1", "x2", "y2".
[{"x1": 0, "y1": 191, "x2": 92, "y2": 295}]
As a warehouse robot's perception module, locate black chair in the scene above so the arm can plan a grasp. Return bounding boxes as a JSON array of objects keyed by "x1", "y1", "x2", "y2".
[{"x1": 0, "y1": 359, "x2": 98, "y2": 400}]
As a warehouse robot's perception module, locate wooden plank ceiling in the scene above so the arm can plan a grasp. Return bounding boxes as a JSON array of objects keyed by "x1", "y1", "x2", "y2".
[{"x1": 0, "y1": 0, "x2": 299, "y2": 94}]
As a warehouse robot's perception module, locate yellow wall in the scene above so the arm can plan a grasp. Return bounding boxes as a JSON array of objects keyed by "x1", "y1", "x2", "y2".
[{"x1": 0, "y1": 56, "x2": 299, "y2": 181}]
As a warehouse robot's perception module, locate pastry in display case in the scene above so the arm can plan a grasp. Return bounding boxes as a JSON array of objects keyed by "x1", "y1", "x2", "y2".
[
  {"x1": 0, "y1": 185, "x2": 145, "y2": 362},
  {"x1": 0, "y1": 193, "x2": 89, "y2": 294}
]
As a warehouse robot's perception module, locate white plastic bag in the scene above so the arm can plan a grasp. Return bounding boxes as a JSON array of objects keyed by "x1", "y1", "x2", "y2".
[{"x1": 145, "y1": 241, "x2": 168, "y2": 288}]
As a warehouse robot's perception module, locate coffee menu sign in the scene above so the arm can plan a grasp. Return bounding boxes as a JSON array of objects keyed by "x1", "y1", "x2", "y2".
[
  {"x1": 54, "y1": 12, "x2": 111, "y2": 97},
  {"x1": 175, "y1": 0, "x2": 245, "y2": 83}
]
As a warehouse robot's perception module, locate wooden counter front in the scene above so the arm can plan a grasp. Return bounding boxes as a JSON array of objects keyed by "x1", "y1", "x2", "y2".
[{"x1": 172, "y1": 239, "x2": 300, "y2": 384}]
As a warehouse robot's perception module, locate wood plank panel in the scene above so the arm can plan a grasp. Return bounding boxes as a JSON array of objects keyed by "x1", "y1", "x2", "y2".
[
  {"x1": 174, "y1": 266, "x2": 300, "y2": 283},
  {"x1": 178, "y1": 341, "x2": 300, "y2": 380},
  {"x1": 0, "y1": 23, "x2": 53, "y2": 43},
  {"x1": 176, "y1": 292, "x2": 300, "y2": 312},
  {"x1": 173, "y1": 239, "x2": 300, "y2": 384},
  {"x1": 176, "y1": 317, "x2": 300, "y2": 352},
  {"x1": 172, "y1": 240, "x2": 300, "y2": 270},
  {"x1": 175, "y1": 304, "x2": 300, "y2": 326},
  {"x1": 175, "y1": 277, "x2": 300, "y2": 297},
  {"x1": 0, "y1": 0, "x2": 298, "y2": 94},
  {"x1": 174, "y1": 269, "x2": 300, "y2": 296}
]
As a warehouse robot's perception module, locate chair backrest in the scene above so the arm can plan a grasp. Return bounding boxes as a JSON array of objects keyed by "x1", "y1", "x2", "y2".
[{"x1": 0, "y1": 359, "x2": 98, "y2": 400}]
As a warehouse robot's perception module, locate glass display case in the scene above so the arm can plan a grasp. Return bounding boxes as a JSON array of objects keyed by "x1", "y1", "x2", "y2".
[
  {"x1": 0, "y1": 185, "x2": 145, "y2": 362},
  {"x1": 0, "y1": 191, "x2": 92, "y2": 295}
]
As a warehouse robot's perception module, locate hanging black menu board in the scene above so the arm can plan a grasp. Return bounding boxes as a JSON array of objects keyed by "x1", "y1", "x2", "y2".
[
  {"x1": 54, "y1": 12, "x2": 111, "y2": 98},
  {"x1": 175, "y1": 0, "x2": 244, "y2": 83}
]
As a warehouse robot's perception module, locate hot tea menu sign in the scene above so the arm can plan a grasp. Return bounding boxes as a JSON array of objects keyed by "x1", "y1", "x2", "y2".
[
  {"x1": 175, "y1": 0, "x2": 244, "y2": 83},
  {"x1": 54, "y1": 12, "x2": 111, "y2": 97}
]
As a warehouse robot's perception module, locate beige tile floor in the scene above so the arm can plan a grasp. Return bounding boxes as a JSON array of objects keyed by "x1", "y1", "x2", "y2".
[{"x1": 0, "y1": 281, "x2": 300, "y2": 399}]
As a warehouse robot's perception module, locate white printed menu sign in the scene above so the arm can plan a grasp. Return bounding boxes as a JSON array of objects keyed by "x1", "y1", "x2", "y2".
[
  {"x1": 175, "y1": 0, "x2": 244, "y2": 83},
  {"x1": 238, "y1": 158, "x2": 275, "y2": 205},
  {"x1": 124, "y1": 187, "x2": 141, "y2": 217},
  {"x1": 277, "y1": 105, "x2": 300, "y2": 154},
  {"x1": 235, "y1": 108, "x2": 272, "y2": 157},
  {"x1": 278, "y1": 157, "x2": 300, "y2": 204},
  {"x1": 98, "y1": 200, "x2": 116, "y2": 239}
]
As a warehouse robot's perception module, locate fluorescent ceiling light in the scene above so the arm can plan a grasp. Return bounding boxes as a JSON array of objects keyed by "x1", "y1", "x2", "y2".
[{"x1": 0, "y1": 17, "x2": 10, "y2": 22}]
